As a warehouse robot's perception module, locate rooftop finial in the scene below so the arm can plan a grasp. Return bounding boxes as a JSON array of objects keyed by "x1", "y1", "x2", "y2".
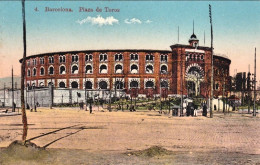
[{"x1": 193, "y1": 20, "x2": 194, "y2": 34}]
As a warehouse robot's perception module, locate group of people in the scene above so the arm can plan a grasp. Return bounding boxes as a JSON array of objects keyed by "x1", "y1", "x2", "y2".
[
  {"x1": 186, "y1": 103, "x2": 197, "y2": 117},
  {"x1": 185, "y1": 102, "x2": 208, "y2": 117},
  {"x1": 79, "y1": 102, "x2": 92, "y2": 113}
]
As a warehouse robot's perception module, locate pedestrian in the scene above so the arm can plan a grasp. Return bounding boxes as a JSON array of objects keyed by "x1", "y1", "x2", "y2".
[
  {"x1": 203, "y1": 103, "x2": 207, "y2": 117},
  {"x1": 126, "y1": 104, "x2": 129, "y2": 110},
  {"x1": 191, "y1": 104, "x2": 194, "y2": 117},
  {"x1": 79, "y1": 102, "x2": 84, "y2": 110},
  {"x1": 186, "y1": 104, "x2": 191, "y2": 116},
  {"x1": 13, "y1": 102, "x2": 16, "y2": 112},
  {"x1": 89, "y1": 104, "x2": 92, "y2": 114},
  {"x1": 34, "y1": 103, "x2": 37, "y2": 112},
  {"x1": 26, "y1": 103, "x2": 30, "y2": 110},
  {"x1": 194, "y1": 108, "x2": 197, "y2": 117}
]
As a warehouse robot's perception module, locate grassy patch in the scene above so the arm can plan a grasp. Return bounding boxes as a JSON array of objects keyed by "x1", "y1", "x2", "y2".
[
  {"x1": 126, "y1": 146, "x2": 173, "y2": 157},
  {"x1": 0, "y1": 140, "x2": 49, "y2": 163}
]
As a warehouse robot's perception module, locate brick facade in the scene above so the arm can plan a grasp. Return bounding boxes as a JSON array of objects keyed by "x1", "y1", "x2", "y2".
[{"x1": 20, "y1": 36, "x2": 231, "y2": 98}]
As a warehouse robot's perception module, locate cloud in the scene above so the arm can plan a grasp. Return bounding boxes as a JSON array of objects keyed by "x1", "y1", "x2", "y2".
[
  {"x1": 77, "y1": 15, "x2": 119, "y2": 26},
  {"x1": 145, "y1": 20, "x2": 152, "y2": 24},
  {"x1": 124, "y1": 18, "x2": 142, "y2": 24}
]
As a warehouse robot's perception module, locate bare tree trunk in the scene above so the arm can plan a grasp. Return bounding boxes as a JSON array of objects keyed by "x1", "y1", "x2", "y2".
[{"x1": 21, "y1": 0, "x2": 28, "y2": 142}]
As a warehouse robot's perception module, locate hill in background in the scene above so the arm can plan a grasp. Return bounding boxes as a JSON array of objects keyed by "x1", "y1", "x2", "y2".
[{"x1": 0, "y1": 76, "x2": 21, "y2": 89}]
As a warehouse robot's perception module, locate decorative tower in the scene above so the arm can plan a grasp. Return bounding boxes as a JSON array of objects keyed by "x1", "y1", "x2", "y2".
[{"x1": 189, "y1": 21, "x2": 199, "y2": 48}]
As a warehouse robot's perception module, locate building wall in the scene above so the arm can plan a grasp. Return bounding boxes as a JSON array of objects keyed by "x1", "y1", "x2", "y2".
[{"x1": 22, "y1": 45, "x2": 231, "y2": 98}]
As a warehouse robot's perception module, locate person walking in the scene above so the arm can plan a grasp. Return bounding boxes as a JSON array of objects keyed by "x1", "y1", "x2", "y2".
[
  {"x1": 203, "y1": 103, "x2": 207, "y2": 117},
  {"x1": 89, "y1": 104, "x2": 92, "y2": 114},
  {"x1": 13, "y1": 102, "x2": 16, "y2": 112},
  {"x1": 186, "y1": 104, "x2": 191, "y2": 116}
]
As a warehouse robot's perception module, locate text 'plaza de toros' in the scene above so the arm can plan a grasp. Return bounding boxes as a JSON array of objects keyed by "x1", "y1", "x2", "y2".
[{"x1": 20, "y1": 32, "x2": 231, "y2": 99}]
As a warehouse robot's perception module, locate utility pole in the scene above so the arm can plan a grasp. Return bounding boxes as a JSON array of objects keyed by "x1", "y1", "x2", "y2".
[
  {"x1": 178, "y1": 26, "x2": 179, "y2": 43},
  {"x1": 248, "y1": 66, "x2": 251, "y2": 114},
  {"x1": 209, "y1": 4, "x2": 214, "y2": 118},
  {"x1": 12, "y1": 66, "x2": 15, "y2": 112},
  {"x1": 253, "y1": 48, "x2": 257, "y2": 116},
  {"x1": 21, "y1": 0, "x2": 28, "y2": 141},
  {"x1": 180, "y1": 55, "x2": 184, "y2": 117},
  {"x1": 222, "y1": 74, "x2": 225, "y2": 113},
  {"x1": 3, "y1": 83, "x2": 5, "y2": 108},
  {"x1": 204, "y1": 30, "x2": 205, "y2": 46},
  {"x1": 83, "y1": 53, "x2": 87, "y2": 110}
]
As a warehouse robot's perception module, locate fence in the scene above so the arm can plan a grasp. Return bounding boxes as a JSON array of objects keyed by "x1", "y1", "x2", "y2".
[{"x1": 0, "y1": 86, "x2": 126, "y2": 108}]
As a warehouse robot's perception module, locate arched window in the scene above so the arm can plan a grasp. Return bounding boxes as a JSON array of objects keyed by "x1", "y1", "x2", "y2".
[
  {"x1": 130, "y1": 81, "x2": 139, "y2": 88},
  {"x1": 48, "y1": 56, "x2": 54, "y2": 63},
  {"x1": 85, "y1": 54, "x2": 93, "y2": 62},
  {"x1": 71, "y1": 54, "x2": 79, "y2": 63},
  {"x1": 59, "y1": 82, "x2": 66, "y2": 88},
  {"x1": 115, "y1": 64, "x2": 123, "y2": 73},
  {"x1": 71, "y1": 81, "x2": 78, "y2": 89},
  {"x1": 27, "y1": 69, "x2": 31, "y2": 77},
  {"x1": 40, "y1": 57, "x2": 45, "y2": 64},
  {"x1": 40, "y1": 67, "x2": 44, "y2": 75},
  {"x1": 130, "y1": 64, "x2": 138, "y2": 73},
  {"x1": 161, "y1": 65, "x2": 167, "y2": 74},
  {"x1": 99, "y1": 81, "x2": 108, "y2": 89},
  {"x1": 72, "y1": 65, "x2": 78, "y2": 74},
  {"x1": 60, "y1": 66, "x2": 66, "y2": 74},
  {"x1": 215, "y1": 83, "x2": 219, "y2": 90},
  {"x1": 160, "y1": 80, "x2": 168, "y2": 88},
  {"x1": 115, "y1": 53, "x2": 123, "y2": 61},
  {"x1": 160, "y1": 55, "x2": 168, "y2": 62},
  {"x1": 85, "y1": 65, "x2": 93, "y2": 74},
  {"x1": 145, "y1": 81, "x2": 154, "y2": 88},
  {"x1": 59, "y1": 55, "x2": 66, "y2": 63},
  {"x1": 33, "y1": 59, "x2": 37, "y2": 65},
  {"x1": 49, "y1": 66, "x2": 54, "y2": 75},
  {"x1": 85, "y1": 81, "x2": 93, "y2": 89},
  {"x1": 100, "y1": 53, "x2": 107, "y2": 62},
  {"x1": 146, "y1": 54, "x2": 154, "y2": 61},
  {"x1": 146, "y1": 65, "x2": 154, "y2": 73},
  {"x1": 33, "y1": 68, "x2": 36, "y2": 76},
  {"x1": 130, "y1": 53, "x2": 138, "y2": 61},
  {"x1": 100, "y1": 64, "x2": 108, "y2": 73}
]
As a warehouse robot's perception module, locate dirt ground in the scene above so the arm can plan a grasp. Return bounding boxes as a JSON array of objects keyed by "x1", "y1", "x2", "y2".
[{"x1": 0, "y1": 107, "x2": 259, "y2": 164}]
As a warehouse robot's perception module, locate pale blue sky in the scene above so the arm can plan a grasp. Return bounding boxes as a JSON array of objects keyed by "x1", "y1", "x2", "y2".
[{"x1": 0, "y1": 1, "x2": 259, "y2": 79}]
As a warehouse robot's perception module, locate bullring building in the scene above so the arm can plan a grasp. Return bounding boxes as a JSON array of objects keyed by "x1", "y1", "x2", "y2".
[{"x1": 20, "y1": 32, "x2": 231, "y2": 99}]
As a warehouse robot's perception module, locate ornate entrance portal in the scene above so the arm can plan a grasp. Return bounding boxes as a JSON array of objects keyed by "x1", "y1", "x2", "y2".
[{"x1": 185, "y1": 64, "x2": 204, "y2": 97}]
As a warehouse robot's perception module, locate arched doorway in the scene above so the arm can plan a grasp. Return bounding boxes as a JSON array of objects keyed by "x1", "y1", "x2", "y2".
[{"x1": 186, "y1": 64, "x2": 204, "y2": 97}]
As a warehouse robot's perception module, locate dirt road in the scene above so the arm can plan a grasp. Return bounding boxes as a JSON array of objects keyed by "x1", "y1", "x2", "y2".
[{"x1": 0, "y1": 108, "x2": 259, "y2": 164}]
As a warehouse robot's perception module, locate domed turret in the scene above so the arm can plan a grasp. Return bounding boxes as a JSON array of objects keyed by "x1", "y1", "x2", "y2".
[{"x1": 189, "y1": 21, "x2": 199, "y2": 48}]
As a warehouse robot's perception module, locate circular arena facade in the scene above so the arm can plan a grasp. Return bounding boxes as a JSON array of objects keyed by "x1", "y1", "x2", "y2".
[{"x1": 20, "y1": 33, "x2": 231, "y2": 99}]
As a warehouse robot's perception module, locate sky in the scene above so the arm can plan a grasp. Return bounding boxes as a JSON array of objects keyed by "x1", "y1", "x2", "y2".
[{"x1": 0, "y1": 1, "x2": 259, "y2": 81}]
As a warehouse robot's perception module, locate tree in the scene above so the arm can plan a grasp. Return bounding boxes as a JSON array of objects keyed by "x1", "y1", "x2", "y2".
[{"x1": 21, "y1": 0, "x2": 28, "y2": 142}]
